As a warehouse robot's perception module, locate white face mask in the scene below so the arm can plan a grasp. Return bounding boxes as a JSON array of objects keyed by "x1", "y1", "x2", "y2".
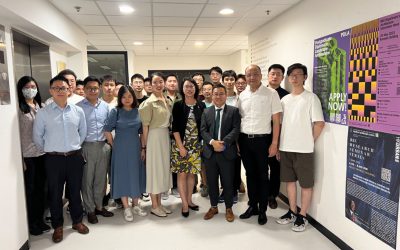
[{"x1": 22, "y1": 88, "x2": 38, "y2": 99}]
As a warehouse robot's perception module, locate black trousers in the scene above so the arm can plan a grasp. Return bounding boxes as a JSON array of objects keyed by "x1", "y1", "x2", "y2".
[
  {"x1": 205, "y1": 153, "x2": 235, "y2": 208},
  {"x1": 268, "y1": 155, "x2": 280, "y2": 198},
  {"x1": 45, "y1": 153, "x2": 85, "y2": 228},
  {"x1": 238, "y1": 134, "x2": 271, "y2": 211},
  {"x1": 233, "y1": 156, "x2": 242, "y2": 196},
  {"x1": 23, "y1": 155, "x2": 46, "y2": 229}
]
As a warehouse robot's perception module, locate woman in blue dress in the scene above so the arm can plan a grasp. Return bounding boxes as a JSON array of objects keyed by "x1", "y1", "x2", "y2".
[{"x1": 104, "y1": 86, "x2": 146, "y2": 222}]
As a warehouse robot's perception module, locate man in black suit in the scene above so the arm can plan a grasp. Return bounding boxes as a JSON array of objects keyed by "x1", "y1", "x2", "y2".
[{"x1": 201, "y1": 84, "x2": 241, "y2": 222}]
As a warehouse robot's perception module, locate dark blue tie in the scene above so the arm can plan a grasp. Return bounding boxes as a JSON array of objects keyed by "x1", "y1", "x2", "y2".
[{"x1": 214, "y1": 108, "x2": 222, "y2": 140}]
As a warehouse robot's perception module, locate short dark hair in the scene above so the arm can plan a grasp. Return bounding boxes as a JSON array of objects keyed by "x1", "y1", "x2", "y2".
[
  {"x1": 237, "y1": 74, "x2": 246, "y2": 81},
  {"x1": 222, "y1": 70, "x2": 237, "y2": 81},
  {"x1": 76, "y1": 80, "x2": 84, "y2": 87},
  {"x1": 117, "y1": 85, "x2": 138, "y2": 109},
  {"x1": 268, "y1": 64, "x2": 285, "y2": 75},
  {"x1": 192, "y1": 72, "x2": 205, "y2": 81},
  {"x1": 202, "y1": 81, "x2": 213, "y2": 88},
  {"x1": 180, "y1": 77, "x2": 199, "y2": 101},
  {"x1": 150, "y1": 72, "x2": 166, "y2": 82},
  {"x1": 144, "y1": 77, "x2": 150, "y2": 83},
  {"x1": 50, "y1": 75, "x2": 69, "y2": 87},
  {"x1": 83, "y1": 76, "x2": 101, "y2": 87},
  {"x1": 131, "y1": 73, "x2": 144, "y2": 83},
  {"x1": 166, "y1": 73, "x2": 178, "y2": 81},
  {"x1": 287, "y1": 63, "x2": 307, "y2": 76},
  {"x1": 57, "y1": 69, "x2": 77, "y2": 80},
  {"x1": 101, "y1": 75, "x2": 115, "y2": 83},
  {"x1": 209, "y1": 66, "x2": 222, "y2": 75},
  {"x1": 116, "y1": 81, "x2": 125, "y2": 86},
  {"x1": 212, "y1": 83, "x2": 226, "y2": 93}
]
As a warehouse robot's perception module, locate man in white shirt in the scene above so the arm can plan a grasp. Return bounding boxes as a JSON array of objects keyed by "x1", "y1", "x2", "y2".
[
  {"x1": 276, "y1": 63, "x2": 325, "y2": 232},
  {"x1": 237, "y1": 64, "x2": 282, "y2": 225}
]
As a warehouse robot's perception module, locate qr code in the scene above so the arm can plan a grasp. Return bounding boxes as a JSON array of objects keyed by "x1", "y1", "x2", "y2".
[{"x1": 381, "y1": 168, "x2": 391, "y2": 182}]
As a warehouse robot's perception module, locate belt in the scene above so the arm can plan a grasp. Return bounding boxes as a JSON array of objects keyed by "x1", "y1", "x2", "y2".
[
  {"x1": 84, "y1": 140, "x2": 107, "y2": 144},
  {"x1": 241, "y1": 133, "x2": 269, "y2": 138},
  {"x1": 47, "y1": 149, "x2": 81, "y2": 157}
]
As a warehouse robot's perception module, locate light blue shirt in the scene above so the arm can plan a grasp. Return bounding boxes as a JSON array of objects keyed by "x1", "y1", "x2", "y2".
[
  {"x1": 77, "y1": 98, "x2": 109, "y2": 142},
  {"x1": 33, "y1": 101, "x2": 87, "y2": 153}
]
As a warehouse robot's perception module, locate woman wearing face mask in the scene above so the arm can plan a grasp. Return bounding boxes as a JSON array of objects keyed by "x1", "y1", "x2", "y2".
[{"x1": 17, "y1": 76, "x2": 50, "y2": 236}]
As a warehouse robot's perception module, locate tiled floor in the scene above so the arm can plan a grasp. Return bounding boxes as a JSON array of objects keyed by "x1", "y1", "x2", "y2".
[{"x1": 29, "y1": 193, "x2": 338, "y2": 250}]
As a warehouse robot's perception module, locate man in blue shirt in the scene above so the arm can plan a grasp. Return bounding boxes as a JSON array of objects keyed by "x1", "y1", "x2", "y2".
[
  {"x1": 77, "y1": 76, "x2": 113, "y2": 225},
  {"x1": 33, "y1": 75, "x2": 88, "y2": 243}
]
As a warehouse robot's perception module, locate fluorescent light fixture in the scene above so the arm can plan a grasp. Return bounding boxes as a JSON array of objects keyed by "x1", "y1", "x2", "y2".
[
  {"x1": 119, "y1": 5, "x2": 134, "y2": 14},
  {"x1": 87, "y1": 56, "x2": 98, "y2": 63},
  {"x1": 195, "y1": 41, "x2": 204, "y2": 46},
  {"x1": 219, "y1": 8, "x2": 234, "y2": 15},
  {"x1": 133, "y1": 41, "x2": 143, "y2": 45},
  {"x1": 100, "y1": 65, "x2": 111, "y2": 70}
]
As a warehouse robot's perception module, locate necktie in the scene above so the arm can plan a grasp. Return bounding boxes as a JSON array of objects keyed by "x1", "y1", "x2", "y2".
[{"x1": 214, "y1": 108, "x2": 222, "y2": 140}]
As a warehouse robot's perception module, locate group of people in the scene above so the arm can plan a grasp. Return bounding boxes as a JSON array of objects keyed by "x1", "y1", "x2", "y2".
[{"x1": 18, "y1": 62, "x2": 324, "y2": 244}]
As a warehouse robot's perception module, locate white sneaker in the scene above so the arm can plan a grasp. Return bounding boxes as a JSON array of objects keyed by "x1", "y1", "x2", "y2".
[
  {"x1": 124, "y1": 208, "x2": 134, "y2": 222},
  {"x1": 276, "y1": 210, "x2": 296, "y2": 225},
  {"x1": 151, "y1": 207, "x2": 167, "y2": 217},
  {"x1": 292, "y1": 215, "x2": 308, "y2": 232},
  {"x1": 171, "y1": 189, "x2": 180, "y2": 198},
  {"x1": 141, "y1": 193, "x2": 150, "y2": 202},
  {"x1": 161, "y1": 192, "x2": 169, "y2": 200},
  {"x1": 133, "y1": 206, "x2": 147, "y2": 217},
  {"x1": 160, "y1": 205, "x2": 172, "y2": 214}
]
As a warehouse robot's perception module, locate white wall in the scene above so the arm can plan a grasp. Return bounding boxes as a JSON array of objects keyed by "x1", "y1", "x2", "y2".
[
  {"x1": 133, "y1": 54, "x2": 246, "y2": 76},
  {"x1": 0, "y1": 23, "x2": 28, "y2": 250},
  {"x1": 249, "y1": 0, "x2": 400, "y2": 249}
]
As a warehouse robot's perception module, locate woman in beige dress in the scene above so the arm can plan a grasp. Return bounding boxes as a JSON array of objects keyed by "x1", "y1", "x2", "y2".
[{"x1": 139, "y1": 72, "x2": 172, "y2": 217}]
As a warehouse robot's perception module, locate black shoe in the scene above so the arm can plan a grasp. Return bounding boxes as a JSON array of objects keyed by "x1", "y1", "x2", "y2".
[
  {"x1": 182, "y1": 209, "x2": 189, "y2": 218},
  {"x1": 87, "y1": 212, "x2": 98, "y2": 224},
  {"x1": 258, "y1": 211, "x2": 268, "y2": 225},
  {"x1": 95, "y1": 208, "x2": 114, "y2": 217},
  {"x1": 102, "y1": 193, "x2": 111, "y2": 207},
  {"x1": 29, "y1": 225, "x2": 43, "y2": 236},
  {"x1": 239, "y1": 206, "x2": 259, "y2": 219},
  {"x1": 188, "y1": 204, "x2": 199, "y2": 211},
  {"x1": 268, "y1": 197, "x2": 278, "y2": 209},
  {"x1": 38, "y1": 221, "x2": 51, "y2": 233}
]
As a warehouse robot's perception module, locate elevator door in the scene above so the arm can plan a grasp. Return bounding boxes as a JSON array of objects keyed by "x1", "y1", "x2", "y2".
[{"x1": 12, "y1": 30, "x2": 52, "y2": 100}]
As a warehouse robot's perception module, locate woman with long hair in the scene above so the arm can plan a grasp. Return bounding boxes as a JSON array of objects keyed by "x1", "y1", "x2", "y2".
[
  {"x1": 139, "y1": 72, "x2": 172, "y2": 217},
  {"x1": 104, "y1": 86, "x2": 147, "y2": 222},
  {"x1": 17, "y1": 76, "x2": 50, "y2": 235}
]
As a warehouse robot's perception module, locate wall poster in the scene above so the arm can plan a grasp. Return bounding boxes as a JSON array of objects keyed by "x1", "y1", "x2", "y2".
[
  {"x1": 0, "y1": 24, "x2": 10, "y2": 105},
  {"x1": 345, "y1": 127, "x2": 400, "y2": 248},
  {"x1": 313, "y1": 29, "x2": 350, "y2": 125}
]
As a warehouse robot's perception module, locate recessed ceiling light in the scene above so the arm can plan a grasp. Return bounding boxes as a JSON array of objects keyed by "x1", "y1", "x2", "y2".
[
  {"x1": 219, "y1": 8, "x2": 234, "y2": 15},
  {"x1": 133, "y1": 41, "x2": 143, "y2": 45},
  {"x1": 119, "y1": 5, "x2": 134, "y2": 14},
  {"x1": 195, "y1": 41, "x2": 203, "y2": 46}
]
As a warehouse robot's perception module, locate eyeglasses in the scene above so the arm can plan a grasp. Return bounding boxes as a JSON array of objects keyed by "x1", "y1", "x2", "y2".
[
  {"x1": 86, "y1": 87, "x2": 100, "y2": 92},
  {"x1": 288, "y1": 74, "x2": 304, "y2": 79},
  {"x1": 51, "y1": 87, "x2": 69, "y2": 93},
  {"x1": 183, "y1": 85, "x2": 195, "y2": 89}
]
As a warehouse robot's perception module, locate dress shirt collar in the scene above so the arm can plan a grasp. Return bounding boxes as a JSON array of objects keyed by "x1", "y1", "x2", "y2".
[
  {"x1": 215, "y1": 104, "x2": 225, "y2": 111},
  {"x1": 50, "y1": 101, "x2": 71, "y2": 111},
  {"x1": 82, "y1": 98, "x2": 101, "y2": 107}
]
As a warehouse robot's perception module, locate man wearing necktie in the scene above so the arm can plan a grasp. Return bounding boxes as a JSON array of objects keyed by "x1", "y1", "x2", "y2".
[{"x1": 201, "y1": 84, "x2": 241, "y2": 222}]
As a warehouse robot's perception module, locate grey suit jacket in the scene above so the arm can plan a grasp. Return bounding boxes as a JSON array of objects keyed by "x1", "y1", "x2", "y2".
[{"x1": 201, "y1": 105, "x2": 241, "y2": 160}]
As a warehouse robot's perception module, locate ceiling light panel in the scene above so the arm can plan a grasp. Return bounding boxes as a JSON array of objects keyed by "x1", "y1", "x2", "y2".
[
  {"x1": 119, "y1": 5, "x2": 134, "y2": 14},
  {"x1": 97, "y1": 2, "x2": 151, "y2": 16}
]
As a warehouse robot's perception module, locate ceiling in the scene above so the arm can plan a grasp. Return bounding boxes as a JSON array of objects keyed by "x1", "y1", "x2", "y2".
[{"x1": 49, "y1": 0, "x2": 300, "y2": 56}]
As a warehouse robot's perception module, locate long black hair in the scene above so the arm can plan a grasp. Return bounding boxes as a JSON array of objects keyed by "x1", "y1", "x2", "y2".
[
  {"x1": 17, "y1": 76, "x2": 42, "y2": 114},
  {"x1": 117, "y1": 85, "x2": 138, "y2": 109}
]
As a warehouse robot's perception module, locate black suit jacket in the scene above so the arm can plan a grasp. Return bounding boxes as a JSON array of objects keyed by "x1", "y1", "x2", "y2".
[{"x1": 201, "y1": 105, "x2": 241, "y2": 160}]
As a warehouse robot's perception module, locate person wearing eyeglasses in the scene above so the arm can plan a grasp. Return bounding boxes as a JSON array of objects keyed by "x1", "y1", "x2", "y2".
[
  {"x1": 266, "y1": 64, "x2": 290, "y2": 210},
  {"x1": 33, "y1": 75, "x2": 88, "y2": 243},
  {"x1": 76, "y1": 76, "x2": 114, "y2": 225},
  {"x1": 276, "y1": 63, "x2": 324, "y2": 232},
  {"x1": 237, "y1": 64, "x2": 282, "y2": 225}
]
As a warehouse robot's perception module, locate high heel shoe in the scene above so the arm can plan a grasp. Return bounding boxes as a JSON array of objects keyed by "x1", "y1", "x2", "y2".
[
  {"x1": 181, "y1": 209, "x2": 189, "y2": 218},
  {"x1": 188, "y1": 204, "x2": 199, "y2": 211}
]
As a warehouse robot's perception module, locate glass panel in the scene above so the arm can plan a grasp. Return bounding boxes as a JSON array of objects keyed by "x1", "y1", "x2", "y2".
[{"x1": 87, "y1": 52, "x2": 128, "y2": 84}]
